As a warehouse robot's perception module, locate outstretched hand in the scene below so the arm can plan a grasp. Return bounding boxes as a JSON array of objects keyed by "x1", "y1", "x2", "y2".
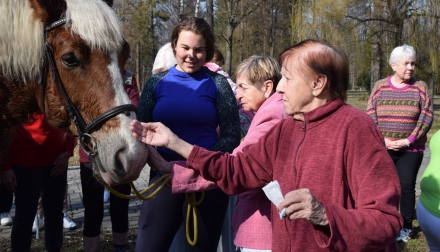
[
  {"x1": 130, "y1": 120, "x2": 194, "y2": 159},
  {"x1": 130, "y1": 120, "x2": 174, "y2": 148}
]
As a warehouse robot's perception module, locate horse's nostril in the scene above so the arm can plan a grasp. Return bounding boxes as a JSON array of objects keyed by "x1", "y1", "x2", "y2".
[{"x1": 113, "y1": 148, "x2": 127, "y2": 178}]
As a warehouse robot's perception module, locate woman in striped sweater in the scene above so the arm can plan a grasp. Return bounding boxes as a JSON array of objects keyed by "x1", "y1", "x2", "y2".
[{"x1": 367, "y1": 44, "x2": 434, "y2": 243}]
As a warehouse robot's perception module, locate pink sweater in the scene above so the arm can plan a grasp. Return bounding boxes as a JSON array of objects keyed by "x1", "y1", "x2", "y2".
[
  {"x1": 171, "y1": 93, "x2": 288, "y2": 249},
  {"x1": 187, "y1": 99, "x2": 403, "y2": 252}
]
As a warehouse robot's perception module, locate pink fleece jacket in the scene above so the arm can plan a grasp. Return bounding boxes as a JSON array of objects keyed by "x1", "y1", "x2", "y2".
[{"x1": 187, "y1": 99, "x2": 403, "y2": 252}]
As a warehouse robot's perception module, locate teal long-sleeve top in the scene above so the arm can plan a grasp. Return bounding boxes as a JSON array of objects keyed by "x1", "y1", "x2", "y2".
[{"x1": 137, "y1": 66, "x2": 240, "y2": 161}]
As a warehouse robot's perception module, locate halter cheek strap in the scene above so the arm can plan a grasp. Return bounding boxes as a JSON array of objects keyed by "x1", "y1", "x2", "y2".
[{"x1": 39, "y1": 18, "x2": 136, "y2": 159}]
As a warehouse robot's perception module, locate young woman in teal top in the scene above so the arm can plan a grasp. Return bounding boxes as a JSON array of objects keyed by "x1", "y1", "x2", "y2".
[
  {"x1": 135, "y1": 17, "x2": 240, "y2": 252},
  {"x1": 417, "y1": 129, "x2": 440, "y2": 251}
]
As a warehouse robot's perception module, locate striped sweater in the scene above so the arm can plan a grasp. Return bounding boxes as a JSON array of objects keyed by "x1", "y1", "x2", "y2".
[{"x1": 367, "y1": 75, "x2": 434, "y2": 150}]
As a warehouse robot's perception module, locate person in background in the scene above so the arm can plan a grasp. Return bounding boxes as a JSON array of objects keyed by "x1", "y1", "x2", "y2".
[
  {"x1": 151, "y1": 42, "x2": 178, "y2": 75},
  {"x1": 0, "y1": 182, "x2": 13, "y2": 226},
  {"x1": 122, "y1": 62, "x2": 138, "y2": 90},
  {"x1": 131, "y1": 39, "x2": 403, "y2": 252},
  {"x1": 79, "y1": 41, "x2": 138, "y2": 252},
  {"x1": 103, "y1": 187, "x2": 110, "y2": 203},
  {"x1": 149, "y1": 55, "x2": 286, "y2": 251},
  {"x1": 134, "y1": 17, "x2": 240, "y2": 252},
  {"x1": 367, "y1": 44, "x2": 434, "y2": 243},
  {"x1": 205, "y1": 49, "x2": 254, "y2": 138},
  {"x1": 32, "y1": 184, "x2": 77, "y2": 233},
  {"x1": 205, "y1": 49, "x2": 236, "y2": 92},
  {"x1": 0, "y1": 181, "x2": 77, "y2": 232},
  {"x1": 417, "y1": 129, "x2": 440, "y2": 251},
  {"x1": 1, "y1": 111, "x2": 75, "y2": 252}
]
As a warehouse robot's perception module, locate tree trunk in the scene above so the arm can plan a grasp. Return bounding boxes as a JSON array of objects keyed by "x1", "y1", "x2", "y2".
[
  {"x1": 206, "y1": 0, "x2": 214, "y2": 30},
  {"x1": 136, "y1": 41, "x2": 141, "y2": 91},
  {"x1": 226, "y1": 23, "x2": 234, "y2": 75},
  {"x1": 195, "y1": 0, "x2": 200, "y2": 17},
  {"x1": 225, "y1": 0, "x2": 234, "y2": 75}
]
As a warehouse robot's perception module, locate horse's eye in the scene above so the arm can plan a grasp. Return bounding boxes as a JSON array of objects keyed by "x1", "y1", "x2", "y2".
[{"x1": 61, "y1": 53, "x2": 80, "y2": 67}]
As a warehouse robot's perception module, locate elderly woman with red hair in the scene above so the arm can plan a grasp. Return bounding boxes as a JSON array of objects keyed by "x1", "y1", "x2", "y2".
[{"x1": 131, "y1": 39, "x2": 403, "y2": 252}]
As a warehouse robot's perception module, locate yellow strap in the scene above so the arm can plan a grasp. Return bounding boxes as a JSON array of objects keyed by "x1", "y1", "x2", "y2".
[
  {"x1": 98, "y1": 173, "x2": 204, "y2": 246},
  {"x1": 99, "y1": 173, "x2": 170, "y2": 200},
  {"x1": 185, "y1": 192, "x2": 205, "y2": 246}
]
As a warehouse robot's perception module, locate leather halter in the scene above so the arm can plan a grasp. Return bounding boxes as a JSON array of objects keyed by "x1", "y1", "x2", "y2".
[{"x1": 39, "y1": 19, "x2": 137, "y2": 160}]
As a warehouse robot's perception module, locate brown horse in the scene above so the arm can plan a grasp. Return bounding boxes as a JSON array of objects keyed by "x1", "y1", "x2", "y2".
[{"x1": 0, "y1": 0, "x2": 148, "y2": 185}]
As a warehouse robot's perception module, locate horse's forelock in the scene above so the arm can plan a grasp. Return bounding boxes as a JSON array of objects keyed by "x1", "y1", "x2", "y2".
[
  {"x1": 66, "y1": 0, "x2": 124, "y2": 52},
  {"x1": 0, "y1": 0, "x2": 44, "y2": 83}
]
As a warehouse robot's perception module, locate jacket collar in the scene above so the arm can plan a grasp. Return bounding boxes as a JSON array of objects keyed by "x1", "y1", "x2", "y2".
[{"x1": 302, "y1": 98, "x2": 345, "y2": 126}]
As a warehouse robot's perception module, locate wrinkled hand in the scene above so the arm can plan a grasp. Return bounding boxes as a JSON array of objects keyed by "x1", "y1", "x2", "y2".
[
  {"x1": 1, "y1": 170, "x2": 17, "y2": 193},
  {"x1": 130, "y1": 120, "x2": 176, "y2": 148},
  {"x1": 277, "y1": 188, "x2": 328, "y2": 226},
  {"x1": 51, "y1": 151, "x2": 71, "y2": 177},
  {"x1": 384, "y1": 138, "x2": 393, "y2": 149},
  {"x1": 146, "y1": 145, "x2": 171, "y2": 173},
  {"x1": 385, "y1": 138, "x2": 409, "y2": 151}
]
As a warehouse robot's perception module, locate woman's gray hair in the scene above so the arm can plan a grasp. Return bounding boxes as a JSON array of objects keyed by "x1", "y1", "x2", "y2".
[{"x1": 389, "y1": 44, "x2": 416, "y2": 65}]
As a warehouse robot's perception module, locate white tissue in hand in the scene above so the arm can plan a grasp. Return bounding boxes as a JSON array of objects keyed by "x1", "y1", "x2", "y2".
[{"x1": 262, "y1": 181, "x2": 286, "y2": 219}]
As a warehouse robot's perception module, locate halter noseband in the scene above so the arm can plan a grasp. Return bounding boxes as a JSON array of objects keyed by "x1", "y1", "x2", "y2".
[{"x1": 39, "y1": 18, "x2": 137, "y2": 160}]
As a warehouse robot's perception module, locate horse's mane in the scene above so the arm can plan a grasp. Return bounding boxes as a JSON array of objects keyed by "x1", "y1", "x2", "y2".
[
  {"x1": 66, "y1": 0, "x2": 123, "y2": 53},
  {"x1": 0, "y1": 0, "x2": 44, "y2": 83},
  {"x1": 0, "y1": 0, "x2": 123, "y2": 83}
]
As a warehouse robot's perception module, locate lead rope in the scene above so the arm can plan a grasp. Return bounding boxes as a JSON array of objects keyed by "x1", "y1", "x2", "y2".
[
  {"x1": 185, "y1": 192, "x2": 205, "y2": 246},
  {"x1": 96, "y1": 173, "x2": 170, "y2": 200},
  {"x1": 97, "y1": 173, "x2": 204, "y2": 246}
]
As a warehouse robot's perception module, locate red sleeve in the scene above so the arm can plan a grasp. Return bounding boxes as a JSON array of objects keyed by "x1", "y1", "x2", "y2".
[
  {"x1": 186, "y1": 121, "x2": 283, "y2": 195},
  {"x1": 171, "y1": 161, "x2": 218, "y2": 193},
  {"x1": 64, "y1": 134, "x2": 77, "y2": 156},
  {"x1": 125, "y1": 84, "x2": 140, "y2": 107},
  {"x1": 131, "y1": 74, "x2": 139, "y2": 89}
]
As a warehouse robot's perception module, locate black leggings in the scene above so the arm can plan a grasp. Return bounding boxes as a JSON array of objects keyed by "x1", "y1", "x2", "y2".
[
  {"x1": 11, "y1": 164, "x2": 66, "y2": 252},
  {"x1": 388, "y1": 150, "x2": 424, "y2": 229},
  {"x1": 135, "y1": 171, "x2": 230, "y2": 252},
  {"x1": 80, "y1": 162, "x2": 130, "y2": 237}
]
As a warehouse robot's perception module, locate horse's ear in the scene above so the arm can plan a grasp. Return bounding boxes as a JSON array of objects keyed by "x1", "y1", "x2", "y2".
[{"x1": 28, "y1": 0, "x2": 67, "y2": 24}]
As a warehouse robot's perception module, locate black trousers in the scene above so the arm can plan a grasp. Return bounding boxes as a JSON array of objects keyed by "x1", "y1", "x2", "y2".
[
  {"x1": 11, "y1": 164, "x2": 66, "y2": 252},
  {"x1": 135, "y1": 171, "x2": 229, "y2": 252},
  {"x1": 0, "y1": 182, "x2": 13, "y2": 213},
  {"x1": 388, "y1": 150, "x2": 424, "y2": 229},
  {"x1": 80, "y1": 162, "x2": 130, "y2": 237}
]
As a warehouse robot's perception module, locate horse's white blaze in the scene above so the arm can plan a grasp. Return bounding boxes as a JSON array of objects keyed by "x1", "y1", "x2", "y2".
[{"x1": 93, "y1": 52, "x2": 148, "y2": 184}]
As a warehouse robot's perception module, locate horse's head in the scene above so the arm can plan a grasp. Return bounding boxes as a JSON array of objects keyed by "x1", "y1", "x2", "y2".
[{"x1": 29, "y1": 0, "x2": 148, "y2": 184}]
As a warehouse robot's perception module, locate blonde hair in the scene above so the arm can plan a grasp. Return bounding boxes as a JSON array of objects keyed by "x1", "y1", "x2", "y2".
[
  {"x1": 234, "y1": 56, "x2": 281, "y2": 89},
  {"x1": 0, "y1": 0, "x2": 44, "y2": 82}
]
